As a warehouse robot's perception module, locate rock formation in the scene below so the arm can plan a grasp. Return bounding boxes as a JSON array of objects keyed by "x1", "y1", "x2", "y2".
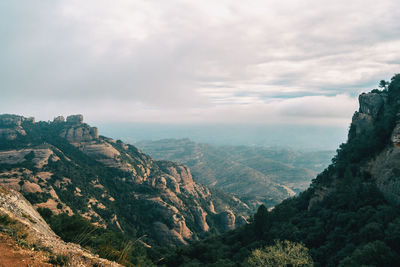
[
  {"x1": 0, "y1": 114, "x2": 251, "y2": 246},
  {"x1": 0, "y1": 114, "x2": 30, "y2": 140},
  {"x1": 312, "y1": 88, "x2": 400, "y2": 206},
  {"x1": 59, "y1": 115, "x2": 98, "y2": 143}
]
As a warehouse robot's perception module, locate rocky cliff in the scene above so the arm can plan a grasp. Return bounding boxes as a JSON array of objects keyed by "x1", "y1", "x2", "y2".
[
  {"x1": 161, "y1": 75, "x2": 400, "y2": 267},
  {"x1": 0, "y1": 114, "x2": 250, "y2": 247},
  {"x1": 310, "y1": 76, "x2": 400, "y2": 207}
]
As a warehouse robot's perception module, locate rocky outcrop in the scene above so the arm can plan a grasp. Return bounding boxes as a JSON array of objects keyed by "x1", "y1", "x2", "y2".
[
  {"x1": 314, "y1": 90, "x2": 400, "y2": 206},
  {"x1": 368, "y1": 148, "x2": 400, "y2": 205},
  {"x1": 0, "y1": 114, "x2": 251, "y2": 247},
  {"x1": 0, "y1": 114, "x2": 31, "y2": 140},
  {"x1": 0, "y1": 148, "x2": 59, "y2": 168},
  {"x1": 350, "y1": 92, "x2": 387, "y2": 136},
  {"x1": 66, "y1": 114, "x2": 84, "y2": 124},
  {"x1": 192, "y1": 206, "x2": 209, "y2": 232},
  {"x1": 348, "y1": 91, "x2": 400, "y2": 205},
  {"x1": 59, "y1": 115, "x2": 98, "y2": 143},
  {"x1": 358, "y1": 92, "x2": 387, "y2": 118}
]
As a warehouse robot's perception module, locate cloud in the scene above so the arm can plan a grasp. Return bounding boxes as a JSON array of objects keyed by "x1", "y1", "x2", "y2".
[{"x1": 0, "y1": 0, "x2": 399, "y2": 125}]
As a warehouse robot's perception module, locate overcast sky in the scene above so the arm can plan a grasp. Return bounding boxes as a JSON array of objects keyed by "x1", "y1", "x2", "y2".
[{"x1": 1, "y1": 0, "x2": 399, "y2": 126}]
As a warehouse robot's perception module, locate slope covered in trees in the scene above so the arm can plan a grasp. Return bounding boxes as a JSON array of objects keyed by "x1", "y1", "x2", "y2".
[{"x1": 160, "y1": 74, "x2": 400, "y2": 266}]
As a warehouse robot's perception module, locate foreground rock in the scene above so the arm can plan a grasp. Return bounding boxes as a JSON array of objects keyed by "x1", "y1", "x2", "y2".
[{"x1": 0, "y1": 184, "x2": 120, "y2": 266}]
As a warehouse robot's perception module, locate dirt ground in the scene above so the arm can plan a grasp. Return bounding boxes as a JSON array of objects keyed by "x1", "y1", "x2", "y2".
[{"x1": 0, "y1": 234, "x2": 51, "y2": 267}]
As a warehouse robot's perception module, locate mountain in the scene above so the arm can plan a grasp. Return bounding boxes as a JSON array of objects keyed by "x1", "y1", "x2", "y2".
[
  {"x1": 0, "y1": 183, "x2": 120, "y2": 266},
  {"x1": 161, "y1": 75, "x2": 400, "y2": 266},
  {"x1": 136, "y1": 139, "x2": 333, "y2": 207},
  {"x1": 0, "y1": 114, "x2": 251, "y2": 251}
]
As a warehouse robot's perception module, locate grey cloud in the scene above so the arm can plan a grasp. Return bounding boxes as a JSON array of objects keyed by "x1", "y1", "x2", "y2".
[{"x1": 0, "y1": 0, "x2": 399, "y2": 124}]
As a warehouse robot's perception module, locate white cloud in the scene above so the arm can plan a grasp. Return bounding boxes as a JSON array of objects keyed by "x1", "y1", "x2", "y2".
[{"x1": 0, "y1": 0, "x2": 398, "y2": 125}]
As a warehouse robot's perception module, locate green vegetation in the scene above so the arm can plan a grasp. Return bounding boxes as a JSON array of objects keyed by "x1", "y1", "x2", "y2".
[
  {"x1": 137, "y1": 139, "x2": 334, "y2": 206},
  {"x1": 2, "y1": 75, "x2": 400, "y2": 266},
  {"x1": 23, "y1": 192, "x2": 51, "y2": 204},
  {"x1": 48, "y1": 254, "x2": 71, "y2": 266},
  {"x1": 38, "y1": 209, "x2": 156, "y2": 266},
  {"x1": 245, "y1": 240, "x2": 313, "y2": 267},
  {"x1": 160, "y1": 74, "x2": 400, "y2": 266}
]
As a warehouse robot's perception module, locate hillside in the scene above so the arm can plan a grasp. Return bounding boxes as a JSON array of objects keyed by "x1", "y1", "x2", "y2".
[
  {"x1": 161, "y1": 75, "x2": 400, "y2": 266},
  {"x1": 0, "y1": 114, "x2": 251, "y2": 253},
  {"x1": 136, "y1": 139, "x2": 333, "y2": 207},
  {"x1": 0, "y1": 183, "x2": 120, "y2": 266}
]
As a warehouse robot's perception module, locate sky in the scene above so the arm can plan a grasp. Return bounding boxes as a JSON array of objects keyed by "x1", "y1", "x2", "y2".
[{"x1": 1, "y1": 0, "x2": 400, "y2": 128}]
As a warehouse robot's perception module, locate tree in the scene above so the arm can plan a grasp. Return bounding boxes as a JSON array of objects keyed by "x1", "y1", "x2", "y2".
[
  {"x1": 379, "y1": 80, "x2": 388, "y2": 90},
  {"x1": 245, "y1": 240, "x2": 314, "y2": 267},
  {"x1": 339, "y1": 241, "x2": 399, "y2": 266}
]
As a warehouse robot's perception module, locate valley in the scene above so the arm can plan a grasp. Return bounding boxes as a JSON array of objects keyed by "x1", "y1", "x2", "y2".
[{"x1": 136, "y1": 139, "x2": 333, "y2": 208}]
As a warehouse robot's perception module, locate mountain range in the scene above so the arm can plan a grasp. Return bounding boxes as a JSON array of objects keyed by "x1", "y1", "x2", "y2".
[{"x1": 0, "y1": 114, "x2": 251, "y2": 252}]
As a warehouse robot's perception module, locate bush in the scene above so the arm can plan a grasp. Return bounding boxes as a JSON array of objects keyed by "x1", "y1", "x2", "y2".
[
  {"x1": 48, "y1": 254, "x2": 70, "y2": 266},
  {"x1": 245, "y1": 240, "x2": 313, "y2": 267}
]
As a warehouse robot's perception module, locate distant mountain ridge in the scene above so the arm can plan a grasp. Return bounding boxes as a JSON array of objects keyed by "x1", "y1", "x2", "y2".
[
  {"x1": 0, "y1": 114, "x2": 251, "y2": 247},
  {"x1": 136, "y1": 138, "x2": 334, "y2": 207}
]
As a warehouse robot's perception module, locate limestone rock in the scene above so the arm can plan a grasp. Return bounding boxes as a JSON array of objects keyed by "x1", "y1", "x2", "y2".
[
  {"x1": 351, "y1": 112, "x2": 374, "y2": 136},
  {"x1": 368, "y1": 146, "x2": 400, "y2": 205},
  {"x1": 192, "y1": 206, "x2": 209, "y2": 232},
  {"x1": 0, "y1": 148, "x2": 58, "y2": 168},
  {"x1": 66, "y1": 114, "x2": 83, "y2": 124},
  {"x1": 0, "y1": 114, "x2": 29, "y2": 140},
  {"x1": 358, "y1": 92, "x2": 387, "y2": 118},
  {"x1": 60, "y1": 124, "x2": 98, "y2": 143},
  {"x1": 349, "y1": 92, "x2": 387, "y2": 139}
]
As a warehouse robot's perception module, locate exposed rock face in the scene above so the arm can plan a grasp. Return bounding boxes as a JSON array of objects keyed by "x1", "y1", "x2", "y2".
[
  {"x1": 368, "y1": 148, "x2": 400, "y2": 205},
  {"x1": 0, "y1": 114, "x2": 250, "y2": 246},
  {"x1": 60, "y1": 115, "x2": 98, "y2": 143},
  {"x1": 350, "y1": 92, "x2": 387, "y2": 136},
  {"x1": 349, "y1": 91, "x2": 400, "y2": 205},
  {"x1": 358, "y1": 92, "x2": 387, "y2": 117},
  {"x1": 0, "y1": 114, "x2": 30, "y2": 140},
  {"x1": 66, "y1": 114, "x2": 83, "y2": 124},
  {"x1": 351, "y1": 112, "x2": 374, "y2": 136},
  {"x1": 192, "y1": 206, "x2": 209, "y2": 232},
  {"x1": 0, "y1": 148, "x2": 59, "y2": 168},
  {"x1": 316, "y1": 91, "x2": 400, "y2": 206}
]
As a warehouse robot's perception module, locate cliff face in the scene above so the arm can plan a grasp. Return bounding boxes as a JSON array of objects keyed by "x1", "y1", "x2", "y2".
[
  {"x1": 350, "y1": 92, "x2": 387, "y2": 136},
  {"x1": 0, "y1": 115, "x2": 250, "y2": 246},
  {"x1": 309, "y1": 78, "x2": 400, "y2": 208},
  {"x1": 0, "y1": 114, "x2": 31, "y2": 140},
  {"x1": 348, "y1": 91, "x2": 400, "y2": 205}
]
